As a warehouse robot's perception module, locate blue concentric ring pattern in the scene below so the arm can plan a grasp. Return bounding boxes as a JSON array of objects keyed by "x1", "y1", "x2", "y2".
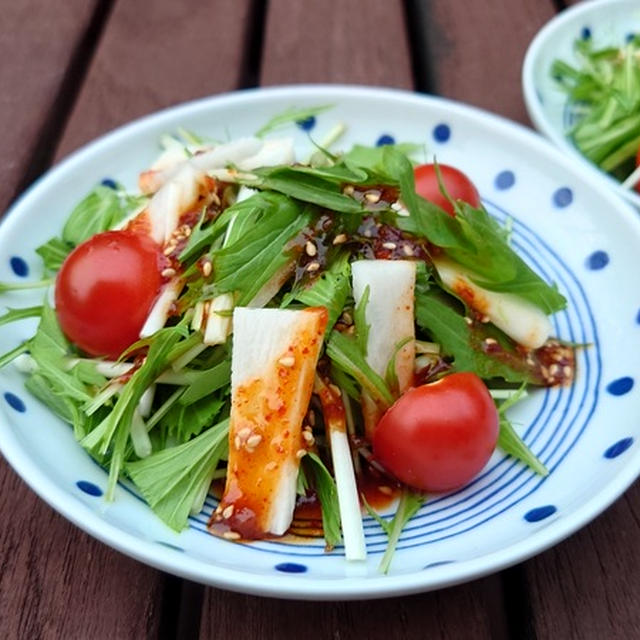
[{"x1": 184, "y1": 197, "x2": 601, "y2": 558}]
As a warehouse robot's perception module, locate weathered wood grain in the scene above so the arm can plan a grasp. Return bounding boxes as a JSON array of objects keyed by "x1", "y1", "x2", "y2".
[
  {"x1": 0, "y1": 461, "x2": 166, "y2": 639},
  {"x1": 260, "y1": 0, "x2": 413, "y2": 88},
  {"x1": 55, "y1": 0, "x2": 254, "y2": 159},
  {"x1": 0, "y1": 0, "x2": 95, "y2": 212},
  {"x1": 201, "y1": 574, "x2": 505, "y2": 640},
  {"x1": 412, "y1": 0, "x2": 559, "y2": 124},
  {"x1": 0, "y1": 1, "x2": 252, "y2": 639},
  {"x1": 525, "y1": 485, "x2": 640, "y2": 639}
]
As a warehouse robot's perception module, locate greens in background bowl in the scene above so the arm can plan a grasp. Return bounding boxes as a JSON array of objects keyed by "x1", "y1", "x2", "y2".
[{"x1": 523, "y1": 0, "x2": 640, "y2": 209}]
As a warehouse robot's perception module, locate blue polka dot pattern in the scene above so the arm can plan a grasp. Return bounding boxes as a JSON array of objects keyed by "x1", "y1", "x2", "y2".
[
  {"x1": 376, "y1": 134, "x2": 395, "y2": 146},
  {"x1": 424, "y1": 560, "x2": 454, "y2": 569},
  {"x1": 76, "y1": 480, "x2": 103, "y2": 497},
  {"x1": 606, "y1": 377, "x2": 634, "y2": 396},
  {"x1": 586, "y1": 250, "x2": 609, "y2": 270},
  {"x1": 626, "y1": 33, "x2": 636, "y2": 43},
  {"x1": 275, "y1": 562, "x2": 307, "y2": 573},
  {"x1": 10, "y1": 256, "x2": 28, "y2": 277},
  {"x1": 604, "y1": 437, "x2": 634, "y2": 459},
  {"x1": 636, "y1": 308, "x2": 640, "y2": 324},
  {"x1": 433, "y1": 123, "x2": 451, "y2": 143},
  {"x1": 524, "y1": 505, "x2": 557, "y2": 522},
  {"x1": 581, "y1": 26, "x2": 592, "y2": 40},
  {"x1": 296, "y1": 116, "x2": 316, "y2": 132},
  {"x1": 553, "y1": 187, "x2": 573, "y2": 208},
  {"x1": 495, "y1": 170, "x2": 515, "y2": 190},
  {"x1": 156, "y1": 541, "x2": 185, "y2": 552},
  {"x1": 100, "y1": 178, "x2": 118, "y2": 189},
  {"x1": 4, "y1": 392, "x2": 26, "y2": 412}
]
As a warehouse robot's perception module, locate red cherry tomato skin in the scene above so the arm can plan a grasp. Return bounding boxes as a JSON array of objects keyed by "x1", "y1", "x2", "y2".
[
  {"x1": 372, "y1": 373, "x2": 499, "y2": 492},
  {"x1": 413, "y1": 164, "x2": 481, "y2": 216},
  {"x1": 55, "y1": 230, "x2": 164, "y2": 359}
]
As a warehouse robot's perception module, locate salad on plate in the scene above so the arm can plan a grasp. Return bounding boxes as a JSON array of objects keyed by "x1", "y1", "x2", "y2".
[{"x1": 0, "y1": 108, "x2": 575, "y2": 572}]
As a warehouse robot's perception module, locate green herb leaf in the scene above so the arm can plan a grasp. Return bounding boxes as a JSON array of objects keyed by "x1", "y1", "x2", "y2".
[
  {"x1": 354, "y1": 284, "x2": 370, "y2": 357},
  {"x1": 282, "y1": 252, "x2": 351, "y2": 333},
  {"x1": 303, "y1": 452, "x2": 342, "y2": 550},
  {"x1": 326, "y1": 330, "x2": 394, "y2": 407},
  {"x1": 212, "y1": 193, "x2": 313, "y2": 305},
  {"x1": 415, "y1": 288, "x2": 541, "y2": 384},
  {"x1": 0, "y1": 306, "x2": 42, "y2": 327},
  {"x1": 126, "y1": 418, "x2": 229, "y2": 531}
]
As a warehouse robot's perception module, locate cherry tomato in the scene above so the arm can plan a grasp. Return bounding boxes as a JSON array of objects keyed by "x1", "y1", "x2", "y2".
[
  {"x1": 372, "y1": 372, "x2": 499, "y2": 492},
  {"x1": 414, "y1": 164, "x2": 481, "y2": 216},
  {"x1": 55, "y1": 230, "x2": 164, "y2": 359}
]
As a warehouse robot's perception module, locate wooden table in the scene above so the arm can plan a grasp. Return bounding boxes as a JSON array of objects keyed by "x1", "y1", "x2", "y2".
[{"x1": 1, "y1": 1, "x2": 638, "y2": 638}]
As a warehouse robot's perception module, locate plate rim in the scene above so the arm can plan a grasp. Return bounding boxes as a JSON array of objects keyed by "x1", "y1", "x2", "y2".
[{"x1": 1, "y1": 84, "x2": 640, "y2": 599}]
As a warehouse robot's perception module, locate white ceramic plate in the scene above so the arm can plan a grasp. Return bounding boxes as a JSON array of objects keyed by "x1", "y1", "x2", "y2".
[
  {"x1": 522, "y1": 0, "x2": 640, "y2": 209},
  {"x1": 1, "y1": 86, "x2": 639, "y2": 600}
]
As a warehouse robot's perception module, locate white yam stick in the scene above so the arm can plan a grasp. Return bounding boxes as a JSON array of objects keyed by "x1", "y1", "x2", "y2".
[
  {"x1": 351, "y1": 260, "x2": 416, "y2": 437},
  {"x1": 315, "y1": 377, "x2": 366, "y2": 561},
  {"x1": 433, "y1": 257, "x2": 552, "y2": 349},
  {"x1": 213, "y1": 307, "x2": 328, "y2": 538}
]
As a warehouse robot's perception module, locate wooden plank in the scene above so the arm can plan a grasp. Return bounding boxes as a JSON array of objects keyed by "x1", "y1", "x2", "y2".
[
  {"x1": 414, "y1": 0, "x2": 559, "y2": 124},
  {"x1": 201, "y1": 575, "x2": 505, "y2": 639},
  {"x1": 0, "y1": 0, "x2": 95, "y2": 212},
  {"x1": 0, "y1": 1, "x2": 252, "y2": 638},
  {"x1": 260, "y1": 0, "x2": 413, "y2": 88},
  {"x1": 0, "y1": 463, "x2": 165, "y2": 638},
  {"x1": 525, "y1": 485, "x2": 640, "y2": 638},
  {"x1": 55, "y1": 0, "x2": 253, "y2": 159}
]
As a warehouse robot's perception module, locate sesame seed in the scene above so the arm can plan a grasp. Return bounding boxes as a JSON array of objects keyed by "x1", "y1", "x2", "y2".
[
  {"x1": 343, "y1": 185, "x2": 355, "y2": 196},
  {"x1": 182, "y1": 225, "x2": 192, "y2": 237},
  {"x1": 222, "y1": 505, "x2": 234, "y2": 519},
  {"x1": 302, "y1": 430, "x2": 315, "y2": 445},
  {"x1": 402, "y1": 245, "x2": 414, "y2": 256},
  {"x1": 563, "y1": 365, "x2": 572, "y2": 377},
  {"x1": 541, "y1": 366, "x2": 549, "y2": 378},
  {"x1": 364, "y1": 191, "x2": 381, "y2": 204},
  {"x1": 306, "y1": 262, "x2": 320, "y2": 272},
  {"x1": 163, "y1": 244, "x2": 176, "y2": 256},
  {"x1": 237, "y1": 427, "x2": 251, "y2": 440},
  {"x1": 161, "y1": 267, "x2": 176, "y2": 278},
  {"x1": 549, "y1": 364, "x2": 560, "y2": 375},
  {"x1": 484, "y1": 338, "x2": 497, "y2": 346},
  {"x1": 234, "y1": 435, "x2": 242, "y2": 450},
  {"x1": 341, "y1": 311, "x2": 353, "y2": 325},
  {"x1": 296, "y1": 449, "x2": 307, "y2": 459},
  {"x1": 202, "y1": 261, "x2": 212, "y2": 277},
  {"x1": 246, "y1": 434, "x2": 262, "y2": 449},
  {"x1": 333, "y1": 233, "x2": 347, "y2": 245},
  {"x1": 363, "y1": 229, "x2": 372, "y2": 238},
  {"x1": 378, "y1": 485, "x2": 392, "y2": 495},
  {"x1": 278, "y1": 355, "x2": 296, "y2": 367},
  {"x1": 305, "y1": 241, "x2": 317, "y2": 257},
  {"x1": 223, "y1": 531, "x2": 241, "y2": 540},
  {"x1": 265, "y1": 461, "x2": 277, "y2": 471},
  {"x1": 382, "y1": 242, "x2": 397, "y2": 250},
  {"x1": 464, "y1": 316, "x2": 472, "y2": 325}
]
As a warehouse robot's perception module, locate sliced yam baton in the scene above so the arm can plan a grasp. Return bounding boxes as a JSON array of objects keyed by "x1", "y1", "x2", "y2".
[
  {"x1": 315, "y1": 376, "x2": 366, "y2": 561},
  {"x1": 211, "y1": 306, "x2": 328, "y2": 539},
  {"x1": 433, "y1": 257, "x2": 552, "y2": 349},
  {"x1": 351, "y1": 260, "x2": 416, "y2": 438}
]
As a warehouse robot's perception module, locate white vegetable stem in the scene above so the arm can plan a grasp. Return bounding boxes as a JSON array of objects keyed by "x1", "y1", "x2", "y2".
[
  {"x1": 216, "y1": 306, "x2": 328, "y2": 537},
  {"x1": 351, "y1": 260, "x2": 416, "y2": 437},
  {"x1": 433, "y1": 257, "x2": 552, "y2": 349},
  {"x1": 315, "y1": 377, "x2": 366, "y2": 561}
]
